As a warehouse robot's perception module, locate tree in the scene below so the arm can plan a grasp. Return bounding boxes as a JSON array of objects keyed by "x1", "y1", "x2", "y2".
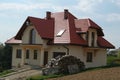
[{"x1": 0, "y1": 43, "x2": 12, "y2": 71}]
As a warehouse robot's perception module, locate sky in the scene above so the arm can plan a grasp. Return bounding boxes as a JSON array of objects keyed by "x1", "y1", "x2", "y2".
[{"x1": 0, "y1": 0, "x2": 120, "y2": 49}]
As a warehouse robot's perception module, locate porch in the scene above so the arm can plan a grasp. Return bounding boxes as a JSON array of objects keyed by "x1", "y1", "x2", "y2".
[{"x1": 20, "y1": 44, "x2": 48, "y2": 67}]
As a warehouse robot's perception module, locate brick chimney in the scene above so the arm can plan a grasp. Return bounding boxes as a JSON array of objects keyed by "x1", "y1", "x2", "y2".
[
  {"x1": 46, "y1": 11, "x2": 51, "y2": 19},
  {"x1": 64, "y1": 9, "x2": 69, "y2": 19}
]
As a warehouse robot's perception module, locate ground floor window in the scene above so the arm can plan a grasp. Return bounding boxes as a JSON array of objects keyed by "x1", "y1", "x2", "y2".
[
  {"x1": 86, "y1": 52, "x2": 93, "y2": 62},
  {"x1": 53, "y1": 52, "x2": 66, "y2": 59},
  {"x1": 33, "y1": 50, "x2": 38, "y2": 60},
  {"x1": 16, "y1": 49, "x2": 22, "y2": 58},
  {"x1": 26, "y1": 49, "x2": 30, "y2": 59}
]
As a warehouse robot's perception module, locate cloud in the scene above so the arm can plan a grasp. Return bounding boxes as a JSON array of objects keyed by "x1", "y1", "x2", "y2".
[
  {"x1": 0, "y1": 3, "x2": 51, "y2": 11},
  {"x1": 106, "y1": 13, "x2": 120, "y2": 22},
  {"x1": 111, "y1": 0, "x2": 120, "y2": 7},
  {"x1": 74, "y1": 0, "x2": 103, "y2": 13},
  {"x1": 0, "y1": 0, "x2": 104, "y2": 13}
]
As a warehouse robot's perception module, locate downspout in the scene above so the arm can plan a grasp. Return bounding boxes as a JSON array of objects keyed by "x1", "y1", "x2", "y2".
[{"x1": 63, "y1": 45, "x2": 69, "y2": 55}]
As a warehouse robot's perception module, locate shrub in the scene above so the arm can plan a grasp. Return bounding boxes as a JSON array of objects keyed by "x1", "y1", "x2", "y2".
[
  {"x1": 58, "y1": 55, "x2": 85, "y2": 74},
  {"x1": 42, "y1": 55, "x2": 85, "y2": 75}
]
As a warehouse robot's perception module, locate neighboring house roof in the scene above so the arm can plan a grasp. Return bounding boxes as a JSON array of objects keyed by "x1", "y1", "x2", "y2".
[{"x1": 5, "y1": 9, "x2": 115, "y2": 48}]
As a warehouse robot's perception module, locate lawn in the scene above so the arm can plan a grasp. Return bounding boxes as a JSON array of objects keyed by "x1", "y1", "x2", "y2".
[
  {"x1": 27, "y1": 74, "x2": 64, "y2": 80},
  {"x1": 107, "y1": 55, "x2": 120, "y2": 65},
  {"x1": 0, "y1": 70, "x2": 13, "y2": 77}
]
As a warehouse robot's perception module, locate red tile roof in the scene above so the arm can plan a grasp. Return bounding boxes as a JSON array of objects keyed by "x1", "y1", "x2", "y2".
[
  {"x1": 97, "y1": 36, "x2": 115, "y2": 48},
  {"x1": 6, "y1": 9, "x2": 114, "y2": 48},
  {"x1": 15, "y1": 17, "x2": 54, "y2": 40},
  {"x1": 5, "y1": 37, "x2": 22, "y2": 44},
  {"x1": 75, "y1": 19, "x2": 104, "y2": 36}
]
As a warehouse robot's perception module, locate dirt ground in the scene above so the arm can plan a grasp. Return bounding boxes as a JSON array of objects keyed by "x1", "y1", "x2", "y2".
[{"x1": 48, "y1": 67, "x2": 120, "y2": 80}]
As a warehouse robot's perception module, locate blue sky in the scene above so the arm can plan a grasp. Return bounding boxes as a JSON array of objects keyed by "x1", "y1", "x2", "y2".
[{"x1": 0, "y1": 0, "x2": 120, "y2": 48}]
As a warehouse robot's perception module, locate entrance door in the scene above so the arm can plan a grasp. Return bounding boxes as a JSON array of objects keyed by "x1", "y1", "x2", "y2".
[{"x1": 44, "y1": 51, "x2": 48, "y2": 65}]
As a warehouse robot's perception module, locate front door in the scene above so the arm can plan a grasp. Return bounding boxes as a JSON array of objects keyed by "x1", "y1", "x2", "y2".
[{"x1": 44, "y1": 51, "x2": 48, "y2": 65}]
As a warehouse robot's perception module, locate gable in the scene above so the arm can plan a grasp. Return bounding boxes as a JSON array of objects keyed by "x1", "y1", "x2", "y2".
[
  {"x1": 15, "y1": 17, "x2": 54, "y2": 40},
  {"x1": 22, "y1": 25, "x2": 43, "y2": 44}
]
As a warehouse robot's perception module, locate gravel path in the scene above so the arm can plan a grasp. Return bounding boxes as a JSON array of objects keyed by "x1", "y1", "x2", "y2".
[{"x1": 48, "y1": 67, "x2": 120, "y2": 80}]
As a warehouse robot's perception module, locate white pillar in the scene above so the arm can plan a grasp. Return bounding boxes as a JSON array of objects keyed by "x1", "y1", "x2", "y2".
[
  {"x1": 40, "y1": 48, "x2": 44, "y2": 66},
  {"x1": 21, "y1": 48, "x2": 25, "y2": 66}
]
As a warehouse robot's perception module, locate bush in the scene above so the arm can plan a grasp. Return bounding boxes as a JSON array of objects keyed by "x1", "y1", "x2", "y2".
[
  {"x1": 42, "y1": 55, "x2": 85, "y2": 75},
  {"x1": 58, "y1": 55, "x2": 85, "y2": 74}
]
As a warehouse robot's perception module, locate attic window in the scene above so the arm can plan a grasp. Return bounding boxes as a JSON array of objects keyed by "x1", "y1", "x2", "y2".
[{"x1": 56, "y1": 29, "x2": 66, "y2": 37}]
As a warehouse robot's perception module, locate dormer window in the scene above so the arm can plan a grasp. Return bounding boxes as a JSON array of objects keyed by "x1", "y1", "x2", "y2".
[
  {"x1": 29, "y1": 29, "x2": 36, "y2": 44},
  {"x1": 56, "y1": 29, "x2": 66, "y2": 37}
]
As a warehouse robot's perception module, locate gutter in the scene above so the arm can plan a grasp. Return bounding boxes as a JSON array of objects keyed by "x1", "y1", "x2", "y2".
[{"x1": 63, "y1": 45, "x2": 69, "y2": 55}]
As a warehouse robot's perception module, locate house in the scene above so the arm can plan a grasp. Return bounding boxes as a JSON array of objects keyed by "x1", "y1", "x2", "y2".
[{"x1": 5, "y1": 9, "x2": 115, "y2": 68}]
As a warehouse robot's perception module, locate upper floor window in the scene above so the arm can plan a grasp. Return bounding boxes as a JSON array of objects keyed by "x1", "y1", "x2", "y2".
[
  {"x1": 29, "y1": 29, "x2": 36, "y2": 44},
  {"x1": 86, "y1": 31, "x2": 89, "y2": 43},
  {"x1": 91, "y1": 32, "x2": 95, "y2": 47}
]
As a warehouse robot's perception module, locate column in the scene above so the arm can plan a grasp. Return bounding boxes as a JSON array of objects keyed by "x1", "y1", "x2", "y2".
[
  {"x1": 40, "y1": 48, "x2": 44, "y2": 66},
  {"x1": 21, "y1": 48, "x2": 25, "y2": 66}
]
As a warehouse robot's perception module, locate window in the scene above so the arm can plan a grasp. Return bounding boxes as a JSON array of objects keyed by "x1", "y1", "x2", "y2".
[
  {"x1": 16, "y1": 49, "x2": 22, "y2": 58},
  {"x1": 91, "y1": 32, "x2": 95, "y2": 46},
  {"x1": 26, "y1": 49, "x2": 29, "y2": 59},
  {"x1": 56, "y1": 29, "x2": 66, "y2": 37},
  {"x1": 86, "y1": 31, "x2": 89, "y2": 43},
  {"x1": 86, "y1": 52, "x2": 93, "y2": 62},
  {"x1": 33, "y1": 50, "x2": 38, "y2": 60},
  {"x1": 29, "y1": 29, "x2": 36, "y2": 44}
]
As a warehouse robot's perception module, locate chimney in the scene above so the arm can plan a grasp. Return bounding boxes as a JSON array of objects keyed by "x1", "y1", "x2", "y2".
[
  {"x1": 46, "y1": 11, "x2": 51, "y2": 19},
  {"x1": 64, "y1": 9, "x2": 68, "y2": 19}
]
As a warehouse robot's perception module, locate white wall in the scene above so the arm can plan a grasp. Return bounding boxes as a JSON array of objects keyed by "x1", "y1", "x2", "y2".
[
  {"x1": 12, "y1": 45, "x2": 22, "y2": 67},
  {"x1": 22, "y1": 25, "x2": 43, "y2": 44},
  {"x1": 47, "y1": 45, "x2": 107, "y2": 68},
  {"x1": 12, "y1": 45, "x2": 43, "y2": 67}
]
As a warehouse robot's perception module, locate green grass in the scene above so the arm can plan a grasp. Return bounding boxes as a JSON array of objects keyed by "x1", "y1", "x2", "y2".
[
  {"x1": 27, "y1": 74, "x2": 64, "y2": 80},
  {"x1": 0, "y1": 70, "x2": 13, "y2": 77},
  {"x1": 107, "y1": 55, "x2": 119, "y2": 65}
]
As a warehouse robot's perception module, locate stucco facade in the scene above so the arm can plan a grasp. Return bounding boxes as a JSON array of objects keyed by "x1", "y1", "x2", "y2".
[{"x1": 11, "y1": 27, "x2": 107, "y2": 68}]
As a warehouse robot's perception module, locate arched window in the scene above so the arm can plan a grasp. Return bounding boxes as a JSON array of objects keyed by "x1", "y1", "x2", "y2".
[
  {"x1": 91, "y1": 32, "x2": 95, "y2": 47},
  {"x1": 29, "y1": 29, "x2": 36, "y2": 44}
]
